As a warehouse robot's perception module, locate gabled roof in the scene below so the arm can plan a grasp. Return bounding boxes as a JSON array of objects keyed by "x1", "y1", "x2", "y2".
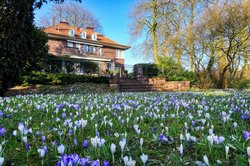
[{"x1": 44, "y1": 21, "x2": 130, "y2": 50}]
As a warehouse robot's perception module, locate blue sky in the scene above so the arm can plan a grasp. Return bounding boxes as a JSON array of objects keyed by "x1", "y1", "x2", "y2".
[{"x1": 34, "y1": 0, "x2": 152, "y2": 70}]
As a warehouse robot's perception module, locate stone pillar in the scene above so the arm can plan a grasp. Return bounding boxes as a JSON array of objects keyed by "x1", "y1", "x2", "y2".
[{"x1": 62, "y1": 60, "x2": 67, "y2": 73}]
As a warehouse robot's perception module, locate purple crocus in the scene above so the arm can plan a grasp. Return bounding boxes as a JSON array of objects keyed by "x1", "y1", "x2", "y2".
[
  {"x1": 6, "y1": 114, "x2": 11, "y2": 118},
  {"x1": 91, "y1": 160, "x2": 100, "y2": 166},
  {"x1": 80, "y1": 157, "x2": 88, "y2": 166},
  {"x1": 159, "y1": 133, "x2": 168, "y2": 142},
  {"x1": 83, "y1": 140, "x2": 88, "y2": 149},
  {"x1": 25, "y1": 143, "x2": 30, "y2": 151},
  {"x1": 62, "y1": 113, "x2": 67, "y2": 119},
  {"x1": 74, "y1": 138, "x2": 78, "y2": 146},
  {"x1": 69, "y1": 130, "x2": 73, "y2": 136},
  {"x1": 153, "y1": 126, "x2": 157, "y2": 133},
  {"x1": 103, "y1": 160, "x2": 109, "y2": 166},
  {"x1": 41, "y1": 135, "x2": 46, "y2": 142},
  {"x1": 0, "y1": 111, "x2": 3, "y2": 118},
  {"x1": 43, "y1": 145, "x2": 47, "y2": 152},
  {"x1": 0, "y1": 127, "x2": 6, "y2": 137},
  {"x1": 243, "y1": 131, "x2": 250, "y2": 140}
]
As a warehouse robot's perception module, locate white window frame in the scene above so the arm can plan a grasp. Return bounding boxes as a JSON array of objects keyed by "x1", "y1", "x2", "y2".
[
  {"x1": 91, "y1": 33, "x2": 97, "y2": 40},
  {"x1": 69, "y1": 29, "x2": 75, "y2": 37},
  {"x1": 116, "y1": 49, "x2": 124, "y2": 59},
  {"x1": 90, "y1": 46, "x2": 95, "y2": 53},
  {"x1": 75, "y1": 43, "x2": 81, "y2": 49},
  {"x1": 83, "y1": 45, "x2": 88, "y2": 52},
  {"x1": 67, "y1": 42, "x2": 74, "y2": 47},
  {"x1": 80, "y1": 31, "x2": 87, "y2": 39}
]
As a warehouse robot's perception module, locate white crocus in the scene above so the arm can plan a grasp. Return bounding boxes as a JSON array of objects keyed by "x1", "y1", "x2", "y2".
[
  {"x1": 203, "y1": 155, "x2": 210, "y2": 166},
  {"x1": 119, "y1": 139, "x2": 126, "y2": 152},
  {"x1": 225, "y1": 145, "x2": 229, "y2": 160},
  {"x1": 180, "y1": 144, "x2": 183, "y2": 157},
  {"x1": 57, "y1": 144, "x2": 65, "y2": 155},
  {"x1": 111, "y1": 143, "x2": 116, "y2": 165},
  {"x1": 133, "y1": 124, "x2": 141, "y2": 134},
  {"x1": 140, "y1": 138, "x2": 143, "y2": 152},
  {"x1": 140, "y1": 153, "x2": 148, "y2": 166},
  {"x1": 91, "y1": 137, "x2": 99, "y2": 148},
  {"x1": 248, "y1": 147, "x2": 250, "y2": 157},
  {"x1": 37, "y1": 149, "x2": 45, "y2": 158},
  {"x1": 12, "y1": 130, "x2": 17, "y2": 136},
  {"x1": 123, "y1": 156, "x2": 129, "y2": 166},
  {"x1": 0, "y1": 157, "x2": 4, "y2": 166},
  {"x1": 110, "y1": 143, "x2": 116, "y2": 154},
  {"x1": 247, "y1": 147, "x2": 250, "y2": 165},
  {"x1": 22, "y1": 136, "x2": 28, "y2": 143},
  {"x1": 18, "y1": 124, "x2": 24, "y2": 135}
]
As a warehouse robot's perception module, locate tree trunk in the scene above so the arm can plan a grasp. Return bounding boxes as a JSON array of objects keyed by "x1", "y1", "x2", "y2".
[{"x1": 188, "y1": 1, "x2": 195, "y2": 72}]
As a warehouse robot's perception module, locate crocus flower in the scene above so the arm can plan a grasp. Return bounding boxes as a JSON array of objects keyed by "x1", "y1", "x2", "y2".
[
  {"x1": 83, "y1": 140, "x2": 88, "y2": 149},
  {"x1": 12, "y1": 130, "x2": 17, "y2": 136},
  {"x1": 0, "y1": 111, "x2": 3, "y2": 118},
  {"x1": 247, "y1": 147, "x2": 250, "y2": 158},
  {"x1": 180, "y1": 144, "x2": 183, "y2": 157},
  {"x1": 25, "y1": 143, "x2": 30, "y2": 151},
  {"x1": 140, "y1": 153, "x2": 148, "y2": 165},
  {"x1": 0, "y1": 128, "x2": 6, "y2": 137},
  {"x1": 153, "y1": 126, "x2": 157, "y2": 133},
  {"x1": 225, "y1": 146, "x2": 229, "y2": 160},
  {"x1": 41, "y1": 135, "x2": 46, "y2": 142},
  {"x1": 203, "y1": 155, "x2": 210, "y2": 166},
  {"x1": 0, "y1": 157, "x2": 4, "y2": 166},
  {"x1": 110, "y1": 143, "x2": 116, "y2": 154},
  {"x1": 57, "y1": 144, "x2": 65, "y2": 155},
  {"x1": 80, "y1": 157, "x2": 88, "y2": 166},
  {"x1": 243, "y1": 131, "x2": 250, "y2": 140},
  {"x1": 119, "y1": 139, "x2": 126, "y2": 152},
  {"x1": 37, "y1": 148, "x2": 46, "y2": 158},
  {"x1": 103, "y1": 160, "x2": 109, "y2": 166},
  {"x1": 91, "y1": 160, "x2": 100, "y2": 166}
]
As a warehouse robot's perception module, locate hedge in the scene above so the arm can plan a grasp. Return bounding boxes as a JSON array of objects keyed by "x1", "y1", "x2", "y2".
[{"x1": 22, "y1": 72, "x2": 109, "y2": 85}]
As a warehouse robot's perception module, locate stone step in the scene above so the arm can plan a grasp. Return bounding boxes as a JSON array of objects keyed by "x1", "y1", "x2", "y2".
[{"x1": 119, "y1": 88, "x2": 153, "y2": 92}]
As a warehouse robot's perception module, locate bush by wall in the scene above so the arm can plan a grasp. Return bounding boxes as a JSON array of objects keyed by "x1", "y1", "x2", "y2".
[{"x1": 22, "y1": 72, "x2": 109, "y2": 85}]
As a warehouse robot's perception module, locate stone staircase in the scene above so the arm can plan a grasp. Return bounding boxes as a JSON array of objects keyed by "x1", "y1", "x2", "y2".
[
  {"x1": 118, "y1": 78, "x2": 190, "y2": 92},
  {"x1": 119, "y1": 78, "x2": 155, "y2": 92}
]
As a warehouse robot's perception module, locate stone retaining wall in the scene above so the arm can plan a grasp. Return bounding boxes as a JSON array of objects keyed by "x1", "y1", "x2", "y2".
[{"x1": 137, "y1": 77, "x2": 190, "y2": 91}]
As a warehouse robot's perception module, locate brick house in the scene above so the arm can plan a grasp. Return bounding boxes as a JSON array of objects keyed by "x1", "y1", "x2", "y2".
[{"x1": 43, "y1": 21, "x2": 130, "y2": 77}]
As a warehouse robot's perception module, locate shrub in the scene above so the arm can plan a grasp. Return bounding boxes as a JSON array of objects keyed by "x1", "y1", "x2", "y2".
[
  {"x1": 230, "y1": 79, "x2": 250, "y2": 89},
  {"x1": 21, "y1": 72, "x2": 109, "y2": 85}
]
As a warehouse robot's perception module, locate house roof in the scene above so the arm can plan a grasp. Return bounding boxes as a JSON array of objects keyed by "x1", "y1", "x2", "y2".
[{"x1": 44, "y1": 21, "x2": 130, "y2": 50}]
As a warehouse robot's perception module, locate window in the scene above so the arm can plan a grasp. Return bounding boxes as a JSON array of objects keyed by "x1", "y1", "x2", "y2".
[
  {"x1": 90, "y1": 46, "x2": 95, "y2": 53},
  {"x1": 91, "y1": 33, "x2": 97, "y2": 40},
  {"x1": 80, "y1": 31, "x2": 86, "y2": 39},
  {"x1": 69, "y1": 29, "x2": 75, "y2": 36},
  {"x1": 75, "y1": 44, "x2": 81, "y2": 49},
  {"x1": 83, "y1": 45, "x2": 88, "y2": 52},
  {"x1": 116, "y1": 49, "x2": 124, "y2": 59},
  {"x1": 106, "y1": 62, "x2": 112, "y2": 70},
  {"x1": 96, "y1": 47, "x2": 102, "y2": 56},
  {"x1": 67, "y1": 42, "x2": 73, "y2": 47}
]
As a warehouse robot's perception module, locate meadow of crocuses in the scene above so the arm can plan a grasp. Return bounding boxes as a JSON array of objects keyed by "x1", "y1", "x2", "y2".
[{"x1": 0, "y1": 91, "x2": 249, "y2": 165}]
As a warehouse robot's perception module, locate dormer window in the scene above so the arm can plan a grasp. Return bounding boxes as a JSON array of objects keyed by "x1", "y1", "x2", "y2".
[
  {"x1": 80, "y1": 31, "x2": 86, "y2": 39},
  {"x1": 91, "y1": 33, "x2": 97, "y2": 40},
  {"x1": 69, "y1": 29, "x2": 75, "y2": 37}
]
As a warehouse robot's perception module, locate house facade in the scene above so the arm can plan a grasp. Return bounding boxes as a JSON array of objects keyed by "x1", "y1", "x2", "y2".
[{"x1": 44, "y1": 21, "x2": 130, "y2": 77}]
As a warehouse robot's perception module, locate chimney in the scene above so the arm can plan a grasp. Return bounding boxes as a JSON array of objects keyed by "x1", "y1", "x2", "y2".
[
  {"x1": 86, "y1": 27, "x2": 94, "y2": 33},
  {"x1": 52, "y1": 17, "x2": 56, "y2": 30}
]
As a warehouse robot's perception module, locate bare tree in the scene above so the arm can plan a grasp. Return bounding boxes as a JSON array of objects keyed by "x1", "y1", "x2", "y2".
[
  {"x1": 37, "y1": 2, "x2": 103, "y2": 32},
  {"x1": 129, "y1": 0, "x2": 176, "y2": 64},
  {"x1": 193, "y1": 1, "x2": 250, "y2": 88}
]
